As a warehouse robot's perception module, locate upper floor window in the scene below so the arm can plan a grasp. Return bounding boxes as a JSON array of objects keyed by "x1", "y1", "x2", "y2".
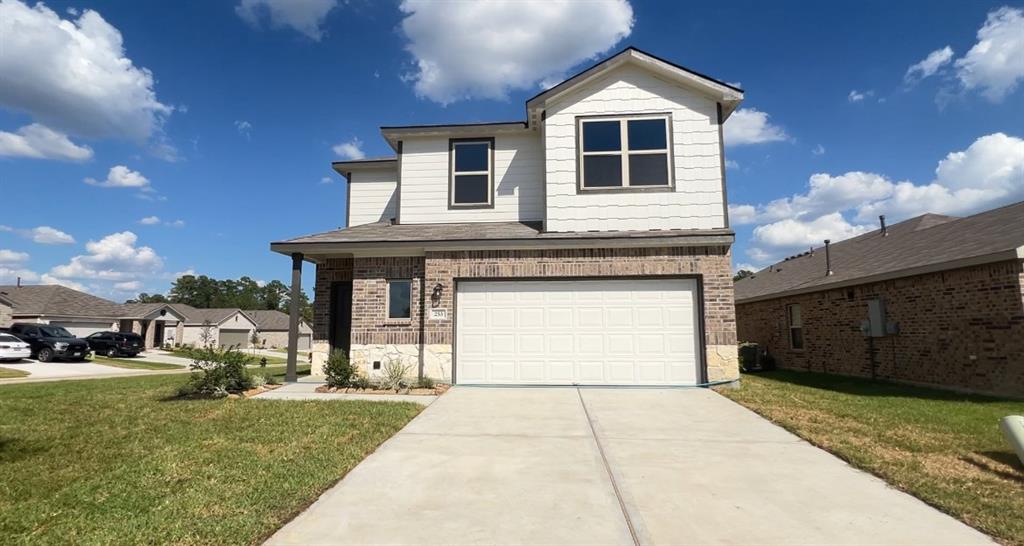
[
  {"x1": 577, "y1": 114, "x2": 673, "y2": 191},
  {"x1": 449, "y1": 138, "x2": 494, "y2": 208}
]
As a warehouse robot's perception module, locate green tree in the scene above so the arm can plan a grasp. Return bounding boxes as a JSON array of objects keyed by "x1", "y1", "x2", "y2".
[
  {"x1": 733, "y1": 270, "x2": 754, "y2": 282},
  {"x1": 125, "y1": 293, "x2": 168, "y2": 304},
  {"x1": 140, "y1": 274, "x2": 313, "y2": 321}
]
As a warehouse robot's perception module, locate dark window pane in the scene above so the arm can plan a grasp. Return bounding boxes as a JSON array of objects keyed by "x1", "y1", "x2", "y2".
[
  {"x1": 628, "y1": 153, "x2": 669, "y2": 186},
  {"x1": 388, "y1": 280, "x2": 411, "y2": 319},
  {"x1": 453, "y1": 174, "x2": 490, "y2": 204},
  {"x1": 790, "y1": 328, "x2": 804, "y2": 350},
  {"x1": 582, "y1": 120, "x2": 621, "y2": 152},
  {"x1": 454, "y1": 142, "x2": 489, "y2": 172},
  {"x1": 583, "y1": 155, "x2": 623, "y2": 187},
  {"x1": 627, "y1": 119, "x2": 667, "y2": 150}
]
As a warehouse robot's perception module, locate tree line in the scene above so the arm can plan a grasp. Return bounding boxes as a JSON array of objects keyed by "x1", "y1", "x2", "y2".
[{"x1": 127, "y1": 275, "x2": 313, "y2": 321}]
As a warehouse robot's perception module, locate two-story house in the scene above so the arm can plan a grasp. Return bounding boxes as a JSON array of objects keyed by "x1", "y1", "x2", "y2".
[{"x1": 271, "y1": 47, "x2": 743, "y2": 386}]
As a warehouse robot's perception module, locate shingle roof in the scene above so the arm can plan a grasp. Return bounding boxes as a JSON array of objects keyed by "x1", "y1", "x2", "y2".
[
  {"x1": 169, "y1": 304, "x2": 245, "y2": 325},
  {"x1": 273, "y1": 221, "x2": 732, "y2": 246},
  {"x1": 0, "y1": 285, "x2": 125, "y2": 318},
  {"x1": 119, "y1": 302, "x2": 176, "y2": 319},
  {"x1": 735, "y1": 201, "x2": 1024, "y2": 303},
  {"x1": 245, "y1": 309, "x2": 298, "y2": 331}
]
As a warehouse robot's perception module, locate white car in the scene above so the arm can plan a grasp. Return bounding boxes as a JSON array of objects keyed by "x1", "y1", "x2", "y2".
[{"x1": 0, "y1": 333, "x2": 32, "y2": 362}]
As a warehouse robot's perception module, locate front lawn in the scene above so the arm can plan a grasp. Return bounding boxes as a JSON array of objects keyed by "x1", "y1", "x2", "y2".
[
  {"x1": 0, "y1": 366, "x2": 422, "y2": 545},
  {"x1": 720, "y1": 370, "x2": 1024, "y2": 545},
  {"x1": 0, "y1": 367, "x2": 29, "y2": 379}
]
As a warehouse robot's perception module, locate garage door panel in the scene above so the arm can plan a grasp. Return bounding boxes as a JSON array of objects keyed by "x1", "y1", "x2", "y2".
[{"x1": 456, "y1": 279, "x2": 700, "y2": 386}]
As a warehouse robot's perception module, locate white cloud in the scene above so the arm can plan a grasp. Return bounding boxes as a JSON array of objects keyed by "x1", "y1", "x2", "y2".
[
  {"x1": 398, "y1": 0, "x2": 634, "y2": 104},
  {"x1": 734, "y1": 132, "x2": 1024, "y2": 264},
  {"x1": 113, "y1": 280, "x2": 142, "y2": 292},
  {"x1": 85, "y1": 165, "x2": 150, "y2": 189},
  {"x1": 332, "y1": 138, "x2": 365, "y2": 160},
  {"x1": 723, "y1": 108, "x2": 788, "y2": 146},
  {"x1": 48, "y1": 231, "x2": 163, "y2": 281},
  {"x1": 725, "y1": 159, "x2": 740, "y2": 170},
  {"x1": 812, "y1": 144, "x2": 826, "y2": 156},
  {"x1": 28, "y1": 226, "x2": 75, "y2": 245},
  {"x1": 847, "y1": 89, "x2": 874, "y2": 102},
  {"x1": 0, "y1": 123, "x2": 93, "y2": 160},
  {"x1": 733, "y1": 262, "x2": 759, "y2": 274},
  {"x1": 167, "y1": 219, "x2": 185, "y2": 228},
  {"x1": 0, "y1": 250, "x2": 29, "y2": 265},
  {"x1": 235, "y1": 120, "x2": 253, "y2": 139},
  {"x1": 0, "y1": 267, "x2": 40, "y2": 285},
  {"x1": 0, "y1": 1, "x2": 172, "y2": 141},
  {"x1": 320, "y1": 176, "x2": 334, "y2": 184},
  {"x1": 905, "y1": 46, "x2": 954, "y2": 83},
  {"x1": 139, "y1": 216, "x2": 160, "y2": 225},
  {"x1": 954, "y1": 7, "x2": 1024, "y2": 101},
  {"x1": 236, "y1": 0, "x2": 338, "y2": 40},
  {"x1": 40, "y1": 274, "x2": 85, "y2": 291}
]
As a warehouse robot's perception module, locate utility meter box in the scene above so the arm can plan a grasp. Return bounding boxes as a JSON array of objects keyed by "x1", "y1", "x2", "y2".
[{"x1": 866, "y1": 299, "x2": 887, "y2": 337}]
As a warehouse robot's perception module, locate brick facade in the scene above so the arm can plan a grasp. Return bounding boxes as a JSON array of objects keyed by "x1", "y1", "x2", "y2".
[
  {"x1": 312, "y1": 245, "x2": 739, "y2": 382},
  {"x1": 736, "y1": 260, "x2": 1024, "y2": 396}
]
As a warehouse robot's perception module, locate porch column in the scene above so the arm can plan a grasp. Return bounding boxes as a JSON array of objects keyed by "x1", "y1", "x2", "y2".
[{"x1": 286, "y1": 252, "x2": 303, "y2": 383}]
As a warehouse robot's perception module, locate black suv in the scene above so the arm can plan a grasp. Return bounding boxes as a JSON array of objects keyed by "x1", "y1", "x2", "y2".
[
  {"x1": 7, "y1": 323, "x2": 91, "y2": 362},
  {"x1": 85, "y1": 331, "x2": 144, "y2": 357}
]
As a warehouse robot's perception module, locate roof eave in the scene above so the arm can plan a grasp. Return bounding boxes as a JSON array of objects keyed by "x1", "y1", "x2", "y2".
[
  {"x1": 379, "y1": 122, "x2": 529, "y2": 149},
  {"x1": 735, "y1": 248, "x2": 1024, "y2": 305}
]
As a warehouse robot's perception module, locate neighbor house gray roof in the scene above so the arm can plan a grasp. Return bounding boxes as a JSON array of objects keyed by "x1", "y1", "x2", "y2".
[
  {"x1": 271, "y1": 221, "x2": 733, "y2": 255},
  {"x1": 119, "y1": 302, "x2": 178, "y2": 319},
  {"x1": 0, "y1": 284, "x2": 125, "y2": 318},
  {"x1": 735, "y1": 201, "x2": 1024, "y2": 303},
  {"x1": 245, "y1": 309, "x2": 306, "y2": 331},
  {"x1": 169, "y1": 304, "x2": 245, "y2": 326}
]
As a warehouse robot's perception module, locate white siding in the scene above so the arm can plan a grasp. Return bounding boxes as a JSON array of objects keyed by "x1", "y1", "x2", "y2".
[
  {"x1": 398, "y1": 134, "x2": 544, "y2": 224},
  {"x1": 544, "y1": 64, "x2": 726, "y2": 232},
  {"x1": 348, "y1": 169, "x2": 398, "y2": 227}
]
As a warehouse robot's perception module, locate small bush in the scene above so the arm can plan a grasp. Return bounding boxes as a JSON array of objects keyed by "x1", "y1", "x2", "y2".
[
  {"x1": 378, "y1": 357, "x2": 411, "y2": 392},
  {"x1": 250, "y1": 373, "x2": 267, "y2": 389},
  {"x1": 179, "y1": 346, "x2": 256, "y2": 397},
  {"x1": 349, "y1": 374, "x2": 371, "y2": 390},
  {"x1": 324, "y1": 349, "x2": 355, "y2": 388},
  {"x1": 416, "y1": 376, "x2": 435, "y2": 389}
]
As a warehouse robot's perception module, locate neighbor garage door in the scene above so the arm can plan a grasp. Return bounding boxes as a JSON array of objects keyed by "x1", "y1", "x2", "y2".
[
  {"x1": 297, "y1": 334, "x2": 311, "y2": 351},
  {"x1": 455, "y1": 279, "x2": 701, "y2": 385},
  {"x1": 219, "y1": 329, "x2": 250, "y2": 348},
  {"x1": 49, "y1": 321, "x2": 113, "y2": 337}
]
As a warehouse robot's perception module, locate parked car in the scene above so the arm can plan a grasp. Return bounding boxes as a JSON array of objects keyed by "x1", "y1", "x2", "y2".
[
  {"x1": 0, "y1": 333, "x2": 31, "y2": 362},
  {"x1": 85, "y1": 331, "x2": 144, "y2": 357},
  {"x1": 7, "y1": 323, "x2": 91, "y2": 362}
]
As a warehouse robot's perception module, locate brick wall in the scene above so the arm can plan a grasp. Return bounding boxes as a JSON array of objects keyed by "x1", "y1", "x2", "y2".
[
  {"x1": 311, "y1": 245, "x2": 739, "y2": 381},
  {"x1": 736, "y1": 259, "x2": 1024, "y2": 396},
  {"x1": 0, "y1": 301, "x2": 11, "y2": 328}
]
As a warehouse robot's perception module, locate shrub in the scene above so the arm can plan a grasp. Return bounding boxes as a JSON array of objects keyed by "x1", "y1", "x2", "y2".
[
  {"x1": 416, "y1": 376, "x2": 435, "y2": 389},
  {"x1": 349, "y1": 373, "x2": 371, "y2": 391},
  {"x1": 378, "y1": 357, "x2": 411, "y2": 392},
  {"x1": 179, "y1": 346, "x2": 256, "y2": 397},
  {"x1": 324, "y1": 349, "x2": 355, "y2": 388}
]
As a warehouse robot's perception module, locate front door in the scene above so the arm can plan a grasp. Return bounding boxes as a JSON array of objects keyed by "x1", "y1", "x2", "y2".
[{"x1": 329, "y1": 281, "x2": 353, "y2": 356}]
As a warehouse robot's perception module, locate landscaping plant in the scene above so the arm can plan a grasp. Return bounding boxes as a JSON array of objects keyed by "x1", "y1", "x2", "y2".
[
  {"x1": 378, "y1": 357, "x2": 411, "y2": 392},
  {"x1": 323, "y1": 349, "x2": 355, "y2": 388},
  {"x1": 178, "y1": 346, "x2": 256, "y2": 397}
]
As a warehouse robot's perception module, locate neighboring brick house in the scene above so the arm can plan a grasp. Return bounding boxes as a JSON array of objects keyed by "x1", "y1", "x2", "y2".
[
  {"x1": 271, "y1": 47, "x2": 744, "y2": 386},
  {"x1": 0, "y1": 293, "x2": 12, "y2": 327},
  {"x1": 246, "y1": 309, "x2": 313, "y2": 350},
  {"x1": 734, "y1": 202, "x2": 1024, "y2": 396}
]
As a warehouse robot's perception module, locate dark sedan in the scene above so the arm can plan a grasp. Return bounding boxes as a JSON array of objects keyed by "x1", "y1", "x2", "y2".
[{"x1": 85, "y1": 331, "x2": 144, "y2": 357}]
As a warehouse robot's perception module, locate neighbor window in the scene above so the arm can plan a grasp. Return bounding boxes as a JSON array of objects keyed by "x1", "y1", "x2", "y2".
[
  {"x1": 449, "y1": 139, "x2": 493, "y2": 207},
  {"x1": 388, "y1": 280, "x2": 412, "y2": 319},
  {"x1": 787, "y1": 304, "x2": 804, "y2": 350},
  {"x1": 578, "y1": 115, "x2": 672, "y2": 190}
]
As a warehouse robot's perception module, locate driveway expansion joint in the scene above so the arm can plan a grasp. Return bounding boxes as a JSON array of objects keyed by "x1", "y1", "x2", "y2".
[{"x1": 576, "y1": 387, "x2": 641, "y2": 546}]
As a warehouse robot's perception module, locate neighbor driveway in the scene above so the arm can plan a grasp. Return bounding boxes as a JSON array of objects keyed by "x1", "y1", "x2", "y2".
[{"x1": 266, "y1": 387, "x2": 993, "y2": 546}]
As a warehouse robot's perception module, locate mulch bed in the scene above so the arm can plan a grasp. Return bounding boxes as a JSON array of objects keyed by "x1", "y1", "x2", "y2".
[{"x1": 314, "y1": 384, "x2": 450, "y2": 396}]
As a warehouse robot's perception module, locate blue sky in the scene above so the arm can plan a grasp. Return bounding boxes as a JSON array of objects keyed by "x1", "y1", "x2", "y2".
[{"x1": 1, "y1": 0, "x2": 1022, "y2": 300}]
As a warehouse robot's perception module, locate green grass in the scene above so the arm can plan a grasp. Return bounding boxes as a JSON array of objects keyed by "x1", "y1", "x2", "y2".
[
  {"x1": 0, "y1": 365, "x2": 422, "y2": 545},
  {"x1": 0, "y1": 367, "x2": 29, "y2": 379},
  {"x1": 91, "y1": 355, "x2": 185, "y2": 370},
  {"x1": 719, "y1": 370, "x2": 1024, "y2": 545},
  {"x1": 169, "y1": 348, "x2": 289, "y2": 366}
]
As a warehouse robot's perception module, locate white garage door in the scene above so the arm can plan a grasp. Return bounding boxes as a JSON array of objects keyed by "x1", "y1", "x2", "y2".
[
  {"x1": 49, "y1": 321, "x2": 113, "y2": 337},
  {"x1": 297, "y1": 334, "x2": 312, "y2": 351},
  {"x1": 456, "y1": 279, "x2": 701, "y2": 385}
]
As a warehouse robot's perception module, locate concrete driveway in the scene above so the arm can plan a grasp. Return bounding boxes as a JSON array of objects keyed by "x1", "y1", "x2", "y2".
[{"x1": 266, "y1": 387, "x2": 993, "y2": 546}]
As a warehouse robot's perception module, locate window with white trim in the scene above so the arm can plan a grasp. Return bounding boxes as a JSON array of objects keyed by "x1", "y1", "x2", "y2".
[
  {"x1": 578, "y1": 115, "x2": 672, "y2": 190},
  {"x1": 449, "y1": 139, "x2": 493, "y2": 207},
  {"x1": 787, "y1": 304, "x2": 804, "y2": 350}
]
